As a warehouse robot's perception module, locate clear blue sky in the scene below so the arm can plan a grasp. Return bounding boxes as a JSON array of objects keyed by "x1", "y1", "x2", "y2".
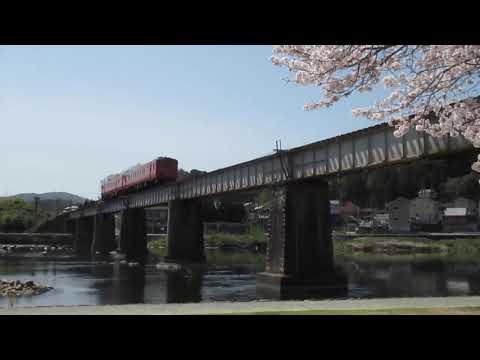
[{"x1": 0, "y1": 45, "x2": 384, "y2": 199}]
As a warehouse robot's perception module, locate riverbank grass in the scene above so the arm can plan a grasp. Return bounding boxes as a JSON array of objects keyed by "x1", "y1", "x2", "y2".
[
  {"x1": 335, "y1": 236, "x2": 480, "y2": 256},
  {"x1": 205, "y1": 229, "x2": 267, "y2": 248},
  {"x1": 148, "y1": 225, "x2": 268, "y2": 252},
  {"x1": 149, "y1": 232, "x2": 480, "y2": 258}
]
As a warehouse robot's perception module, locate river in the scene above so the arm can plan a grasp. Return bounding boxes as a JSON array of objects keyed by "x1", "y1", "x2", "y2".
[{"x1": 1, "y1": 249, "x2": 480, "y2": 307}]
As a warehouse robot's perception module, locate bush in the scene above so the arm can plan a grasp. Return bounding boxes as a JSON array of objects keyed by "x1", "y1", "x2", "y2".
[{"x1": 205, "y1": 225, "x2": 268, "y2": 248}]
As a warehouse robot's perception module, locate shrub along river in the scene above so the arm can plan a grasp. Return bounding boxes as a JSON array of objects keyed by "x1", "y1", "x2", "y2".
[{"x1": 2, "y1": 241, "x2": 480, "y2": 307}]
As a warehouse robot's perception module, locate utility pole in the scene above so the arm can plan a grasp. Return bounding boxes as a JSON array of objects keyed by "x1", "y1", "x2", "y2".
[{"x1": 34, "y1": 196, "x2": 40, "y2": 221}]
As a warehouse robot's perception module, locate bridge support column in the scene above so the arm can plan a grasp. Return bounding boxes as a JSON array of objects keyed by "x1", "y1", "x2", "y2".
[
  {"x1": 256, "y1": 179, "x2": 347, "y2": 300},
  {"x1": 166, "y1": 199, "x2": 205, "y2": 263},
  {"x1": 91, "y1": 213, "x2": 116, "y2": 256},
  {"x1": 74, "y1": 217, "x2": 94, "y2": 256},
  {"x1": 119, "y1": 208, "x2": 147, "y2": 263}
]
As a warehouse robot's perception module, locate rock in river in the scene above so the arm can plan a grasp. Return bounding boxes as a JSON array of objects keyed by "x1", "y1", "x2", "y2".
[{"x1": 0, "y1": 279, "x2": 53, "y2": 298}]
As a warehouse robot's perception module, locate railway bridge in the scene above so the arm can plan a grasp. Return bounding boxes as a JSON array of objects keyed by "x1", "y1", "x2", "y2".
[{"x1": 65, "y1": 123, "x2": 474, "y2": 298}]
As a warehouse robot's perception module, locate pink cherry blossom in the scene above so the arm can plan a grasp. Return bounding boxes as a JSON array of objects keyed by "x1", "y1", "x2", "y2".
[{"x1": 271, "y1": 45, "x2": 480, "y2": 175}]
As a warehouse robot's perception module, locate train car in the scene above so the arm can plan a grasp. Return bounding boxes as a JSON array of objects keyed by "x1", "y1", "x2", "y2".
[
  {"x1": 123, "y1": 157, "x2": 178, "y2": 192},
  {"x1": 153, "y1": 157, "x2": 178, "y2": 182},
  {"x1": 100, "y1": 157, "x2": 178, "y2": 199},
  {"x1": 101, "y1": 174, "x2": 123, "y2": 199}
]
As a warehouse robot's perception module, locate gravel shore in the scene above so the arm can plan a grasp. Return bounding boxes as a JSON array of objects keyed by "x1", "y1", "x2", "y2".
[{"x1": 2, "y1": 296, "x2": 480, "y2": 315}]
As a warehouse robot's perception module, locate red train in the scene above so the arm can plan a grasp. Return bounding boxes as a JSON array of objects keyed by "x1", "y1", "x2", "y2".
[{"x1": 101, "y1": 157, "x2": 178, "y2": 199}]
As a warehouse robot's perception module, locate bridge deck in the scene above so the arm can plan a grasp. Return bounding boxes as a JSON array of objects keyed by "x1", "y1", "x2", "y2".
[{"x1": 70, "y1": 123, "x2": 473, "y2": 218}]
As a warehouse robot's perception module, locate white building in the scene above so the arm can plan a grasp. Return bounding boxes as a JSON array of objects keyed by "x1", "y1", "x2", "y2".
[
  {"x1": 386, "y1": 197, "x2": 411, "y2": 233},
  {"x1": 452, "y1": 197, "x2": 477, "y2": 216},
  {"x1": 62, "y1": 205, "x2": 79, "y2": 213},
  {"x1": 410, "y1": 189, "x2": 442, "y2": 225},
  {"x1": 443, "y1": 207, "x2": 478, "y2": 232}
]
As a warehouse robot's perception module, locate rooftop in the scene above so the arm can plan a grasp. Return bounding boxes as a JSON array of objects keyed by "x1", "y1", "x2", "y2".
[{"x1": 444, "y1": 208, "x2": 468, "y2": 217}]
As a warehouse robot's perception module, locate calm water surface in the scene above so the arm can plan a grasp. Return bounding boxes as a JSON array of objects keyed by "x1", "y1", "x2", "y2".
[{"x1": 2, "y1": 250, "x2": 480, "y2": 307}]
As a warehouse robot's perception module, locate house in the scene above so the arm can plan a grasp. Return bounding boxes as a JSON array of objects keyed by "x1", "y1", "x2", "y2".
[
  {"x1": 253, "y1": 205, "x2": 270, "y2": 220},
  {"x1": 386, "y1": 197, "x2": 411, "y2": 233},
  {"x1": 358, "y1": 219, "x2": 373, "y2": 233},
  {"x1": 443, "y1": 208, "x2": 478, "y2": 232},
  {"x1": 341, "y1": 201, "x2": 360, "y2": 217},
  {"x1": 410, "y1": 189, "x2": 442, "y2": 231},
  {"x1": 374, "y1": 213, "x2": 389, "y2": 222},
  {"x1": 62, "y1": 205, "x2": 79, "y2": 214},
  {"x1": 452, "y1": 197, "x2": 478, "y2": 216},
  {"x1": 243, "y1": 202, "x2": 270, "y2": 230},
  {"x1": 373, "y1": 213, "x2": 390, "y2": 232}
]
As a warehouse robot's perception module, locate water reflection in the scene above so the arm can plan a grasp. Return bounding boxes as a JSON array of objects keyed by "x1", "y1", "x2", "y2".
[
  {"x1": 338, "y1": 255, "x2": 480, "y2": 298},
  {"x1": 89, "y1": 264, "x2": 147, "y2": 305},
  {"x1": 0, "y1": 250, "x2": 262, "y2": 307},
  {"x1": 164, "y1": 271, "x2": 203, "y2": 303},
  {"x1": 2, "y1": 251, "x2": 480, "y2": 307}
]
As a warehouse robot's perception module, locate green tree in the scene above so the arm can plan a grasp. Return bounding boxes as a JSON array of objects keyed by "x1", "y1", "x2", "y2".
[
  {"x1": 257, "y1": 189, "x2": 272, "y2": 206},
  {"x1": 0, "y1": 199, "x2": 36, "y2": 232},
  {"x1": 458, "y1": 173, "x2": 480, "y2": 199}
]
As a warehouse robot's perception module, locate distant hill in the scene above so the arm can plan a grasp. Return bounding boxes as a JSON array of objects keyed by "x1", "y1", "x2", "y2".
[
  {"x1": 0, "y1": 192, "x2": 89, "y2": 219},
  {"x1": 1, "y1": 192, "x2": 88, "y2": 204}
]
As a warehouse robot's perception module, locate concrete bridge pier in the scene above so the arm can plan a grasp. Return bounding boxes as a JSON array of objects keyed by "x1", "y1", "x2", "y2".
[
  {"x1": 91, "y1": 213, "x2": 116, "y2": 256},
  {"x1": 119, "y1": 208, "x2": 147, "y2": 263},
  {"x1": 165, "y1": 199, "x2": 205, "y2": 263},
  {"x1": 74, "y1": 217, "x2": 94, "y2": 256},
  {"x1": 256, "y1": 179, "x2": 347, "y2": 300}
]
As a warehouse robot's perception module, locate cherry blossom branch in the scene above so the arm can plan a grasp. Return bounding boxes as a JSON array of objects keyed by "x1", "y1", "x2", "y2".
[{"x1": 271, "y1": 45, "x2": 480, "y2": 174}]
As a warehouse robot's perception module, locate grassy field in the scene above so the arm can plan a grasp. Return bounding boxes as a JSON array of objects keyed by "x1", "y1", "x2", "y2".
[{"x1": 226, "y1": 307, "x2": 480, "y2": 315}]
